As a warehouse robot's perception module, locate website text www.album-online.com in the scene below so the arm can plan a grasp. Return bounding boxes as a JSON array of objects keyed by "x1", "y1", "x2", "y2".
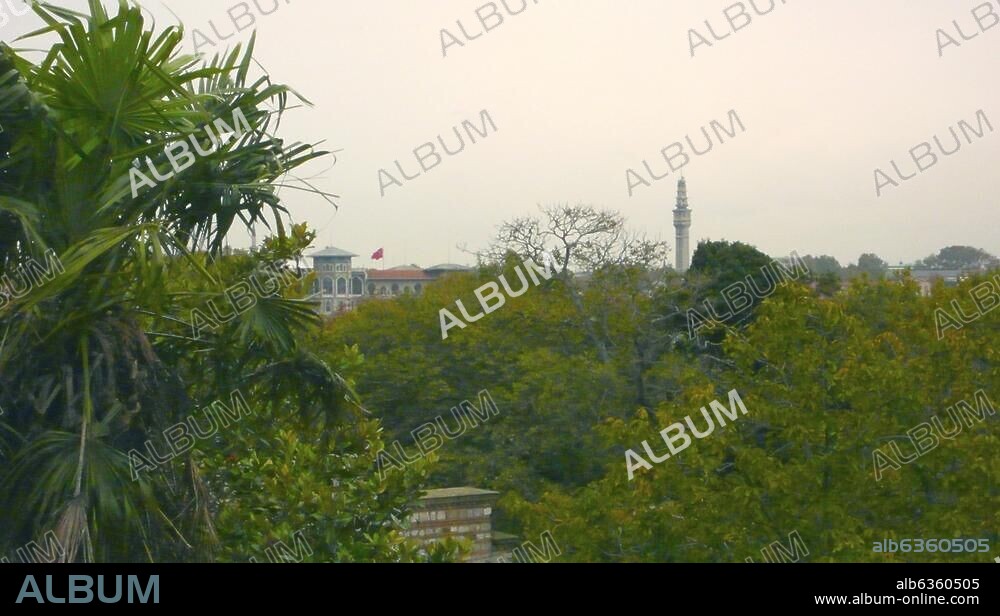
[{"x1": 814, "y1": 578, "x2": 982, "y2": 606}]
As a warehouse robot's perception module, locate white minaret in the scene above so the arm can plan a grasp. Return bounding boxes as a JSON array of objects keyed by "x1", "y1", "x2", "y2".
[{"x1": 673, "y1": 177, "x2": 692, "y2": 273}]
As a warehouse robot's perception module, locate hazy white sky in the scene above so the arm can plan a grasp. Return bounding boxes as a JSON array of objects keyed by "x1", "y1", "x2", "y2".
[{"x1": 5, "y1": 0, "x2": 999, "y2": 268}]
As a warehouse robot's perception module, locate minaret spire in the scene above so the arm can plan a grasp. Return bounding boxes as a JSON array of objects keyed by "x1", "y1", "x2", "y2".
[{"x1": 673, "y1": 177, "x2": 692, "y2": 273}]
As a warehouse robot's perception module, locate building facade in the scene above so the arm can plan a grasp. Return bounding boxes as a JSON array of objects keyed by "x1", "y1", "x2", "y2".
[
  {"x1": 887, "y1": 267, "x2": 970, "y2": 297},
  {"x1": 367, "y1": 266, "x2": 434, "y2": 298},
  {"x1": 404, "y1": 487, "x2": 522, "y2": 563},
  {"x1": 307, "y1": 247, "x2": 472, "y2": 315},
  {"x1": 309, "y1": 247, "x2": 367, "y2": 315}
]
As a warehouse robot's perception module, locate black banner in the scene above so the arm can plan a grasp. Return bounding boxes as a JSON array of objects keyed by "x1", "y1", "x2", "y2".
[{"x1": 1, "y1": 564, "x2": 996, "y2": 609}]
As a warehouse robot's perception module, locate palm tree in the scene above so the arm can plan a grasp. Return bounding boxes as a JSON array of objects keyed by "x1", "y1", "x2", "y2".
[{"x1": 0, "y1": 0, "x2": 350, "y2": 562}]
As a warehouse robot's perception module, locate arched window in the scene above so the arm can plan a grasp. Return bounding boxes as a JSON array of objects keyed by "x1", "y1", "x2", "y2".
[
  {"x1": 403, "y1": 286, "x2": 412, "y2": 295},
  {"x1": 414, "y1": 283, "x2": 422, "y2": 295},
  {"x1": 391, "y1": 283, "x2": 400, "y2": 296},
  {"x1": 322, "y1": 277, "x2": 334, "y2": 295},
  {"x1": 352, "y1": 277, "x2": 363, "y2": 295},
  {"x1": 367, "y1": 282, "x2": 376, "y2": 296},
  {"x1": 337, "y1": 278, "x2": 347, "y2": 295},
  {"x1": 379, "y1": 286, "x2": 388, "y2": 296}
]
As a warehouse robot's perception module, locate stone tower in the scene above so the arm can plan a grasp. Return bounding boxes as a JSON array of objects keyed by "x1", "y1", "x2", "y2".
[{"x1": 673, "y1": 177, "x2": 692, "y2": 273}]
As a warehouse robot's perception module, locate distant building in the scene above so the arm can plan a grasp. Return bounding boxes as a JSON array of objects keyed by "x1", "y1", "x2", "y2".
[
  {"x1": 367, "y1": 265, "x2": 434, "y2": 298},
  {"x1": 425, "y1": 263, "x2": 476, "y2": 278},
  {"x1": 308, "y1": 247, "x2": 367, "y2": 315},
  {"x1": 888, "y1": 266, "x2": 971, "y2": 297},
  {"x1": 306, "y1": 247, "x2": 472, "y2": 315},
  {"x1": 405, "y1": 487, "x2": 509, "y2": 562}
]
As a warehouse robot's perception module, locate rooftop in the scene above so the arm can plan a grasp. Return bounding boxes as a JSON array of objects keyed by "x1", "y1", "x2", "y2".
[
  {"x1": 890, "y1": 268, "x2": 965, "y2": 278},
  {"x1": 310, "y1": 246, "x2": 359, "y2": 258},
  {"x1": 418, "y1": 487, "x2": 499, "y2": 500},
  {"x1": 368, "y1": 269, "x2": 434, "y2": 281},
  {"x1": 426, "y1": 263, "x2": 473, "y2": 271}
]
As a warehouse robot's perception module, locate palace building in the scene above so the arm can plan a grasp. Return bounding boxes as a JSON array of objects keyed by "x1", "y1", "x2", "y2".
[{"x1": 307, "y1": 246, "x2": 472, "y2": 315}]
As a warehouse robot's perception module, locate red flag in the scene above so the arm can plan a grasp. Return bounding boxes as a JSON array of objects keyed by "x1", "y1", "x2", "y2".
[{"x1": 371, "y1": 248, "x2": 384, "y2": 260}]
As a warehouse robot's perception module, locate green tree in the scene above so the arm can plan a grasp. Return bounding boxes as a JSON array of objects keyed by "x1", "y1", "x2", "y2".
[
  {"x1": 801, "y1": 255, "x2": 843, "y2": 277},
  {"x1": 916, "y1": 246, "x2": 999, "y2": 270},
  {"x1": 506, "y1": 276, "x2": 999, "y2": 562},
  {"x1": 685, "y1": 240, "x2": 778, "y2": 347},
  {"x1": 816, "y1": 271, "x2": 841, "y2": 296},
  {"x1": 856, "y1": 253, "x2": 888, "y2": 278},
  {"x1": 689, "y1": 240, "x2": 774, "y2": 288},
  {"x1": 314, "y1": 254, "x2": 642, "y2": 504},
  {"x1": 0, "y1": 1, "x2": 424, "y2": 562}
]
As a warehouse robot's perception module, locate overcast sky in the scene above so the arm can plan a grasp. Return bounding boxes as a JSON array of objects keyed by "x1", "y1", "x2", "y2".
[{"x1": 4, "y1": 0, "x2": 998, "y2": 268}]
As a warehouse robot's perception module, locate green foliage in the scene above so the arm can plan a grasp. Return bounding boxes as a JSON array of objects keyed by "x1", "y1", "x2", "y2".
[
  {"x1": 856, "y1": 253, "x2": 888, "y2": 278},
  {"x1": 801, "y1": 255, "x2": 843, "y2": 277},
  {"x1": 3, "y1": 1, "x2": 993, "y2": 565},
  {"x1": 204, "y1": 350, "x2": 438, "y2": 563},
  {"x1": 507, "y1": 275, "x2": 999, "y2": 562},
  {"x1": 317, "y1": 232, "x2": 998, "y2": 562},
  {"x1": 816, "y1": 271, "x2": 841, "y2": 296},
  {"x1": 685, "y1": 240, "x2": 780, "y2": 344},
  {"x1": 314, "y1": 263, "x2": 616, "y2": 501},
  {"x1": 690, "y1": 240, "x2": 774, "y2": 286},
  {"x1": 916, "y1": 246, "x2": 999, "y2": 270},
  {"x1": 0, "y1": 1, "x2": 428, "y2": 563},
  {"x1": 261, "y1": 222, "x2": 317, "y2": 272}
]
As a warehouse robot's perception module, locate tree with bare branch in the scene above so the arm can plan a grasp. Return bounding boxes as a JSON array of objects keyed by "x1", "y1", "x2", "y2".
[{"x1": 484, "y1": 204, "x2": 669, "y2": 274}]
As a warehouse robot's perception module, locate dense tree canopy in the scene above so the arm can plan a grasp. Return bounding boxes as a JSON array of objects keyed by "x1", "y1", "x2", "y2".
[
  {"x1": 856, "y1": 253, "x2": 889, "y2": 277},
  {"x1": 916, "y1": 246, "x2": 999, "y2": 270},
  {"x1": 0, "y1": 1, "x2": 436, "y2": 563},
  {"x1": 2, "y1": 1, "x2": 995, "y2": 565},
  {"x1": 318, "y1": 225, "x2": 1000, "y2": 562},
  {"x1": 800, "y1": 254, "x2": 843, "y2": 277}
]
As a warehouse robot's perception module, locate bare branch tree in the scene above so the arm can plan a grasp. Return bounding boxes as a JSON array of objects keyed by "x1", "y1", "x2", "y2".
[{"x1": 487, "y1": 204, "x2": 669, "y2": 273}]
